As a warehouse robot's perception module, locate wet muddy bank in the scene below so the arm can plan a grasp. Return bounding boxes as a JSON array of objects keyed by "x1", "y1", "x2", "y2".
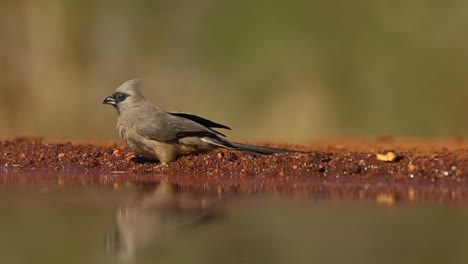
[
  {"x1": 1, "y1": 138, "x2": 467, "y2": 200},
  {"x1": 2, "y1": 138, "x2": 468, "y2": 183}
]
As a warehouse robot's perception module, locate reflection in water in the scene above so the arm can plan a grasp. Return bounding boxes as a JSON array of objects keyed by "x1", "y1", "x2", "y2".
[
  {"x1": 0, "y1": 179, "x2": 468, "y2": 263},
  {"x1": 106, "y1": 182, "x2": 222, "y2": 260}
]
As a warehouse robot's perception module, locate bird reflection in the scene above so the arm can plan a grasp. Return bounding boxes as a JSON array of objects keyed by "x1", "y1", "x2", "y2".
[{"x1": 106, "y1": 181, "x2": 223, "y2": 260}]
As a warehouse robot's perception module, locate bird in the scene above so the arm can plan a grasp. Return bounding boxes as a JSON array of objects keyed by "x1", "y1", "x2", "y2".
[{"x1": 103, "y1": 79, "x2": 299, "y2": 165}]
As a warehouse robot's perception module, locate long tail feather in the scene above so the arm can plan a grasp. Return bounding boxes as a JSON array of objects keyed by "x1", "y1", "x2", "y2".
[
  {"x1": 228, "y1": 142, "x2": 297, "y2": 154},
  {"x1": 201, "y1": 137, "x2": 302, "y2": 154}
]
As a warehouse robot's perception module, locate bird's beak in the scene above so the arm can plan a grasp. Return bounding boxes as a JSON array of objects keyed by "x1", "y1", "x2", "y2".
[{"x1": 103, "y1": 96, "x2": 116, "y2": 106}]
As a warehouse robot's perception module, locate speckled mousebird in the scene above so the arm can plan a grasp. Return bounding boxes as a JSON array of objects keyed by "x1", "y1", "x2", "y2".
[{"x1": 103, "y1": 79, "x2": 298, "y2": 165}]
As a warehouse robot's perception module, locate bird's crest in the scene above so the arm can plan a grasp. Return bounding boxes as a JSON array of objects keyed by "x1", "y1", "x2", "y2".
[{"x1": 116, "y1": 79, "x2": 143, "y2": 96}]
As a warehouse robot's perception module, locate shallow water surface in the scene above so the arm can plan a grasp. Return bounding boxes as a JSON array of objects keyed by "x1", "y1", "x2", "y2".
[{"x1": 0, "y1": 180, "x2": 468, "y2": 264}]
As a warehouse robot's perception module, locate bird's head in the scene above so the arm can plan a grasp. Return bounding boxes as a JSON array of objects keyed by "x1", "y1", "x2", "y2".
[{"x1": 103, "y1": 79, "x2": 145, "y2": 113}]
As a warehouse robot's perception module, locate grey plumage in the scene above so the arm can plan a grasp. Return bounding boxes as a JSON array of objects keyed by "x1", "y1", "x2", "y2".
[{"x1": 103, "y1": 79, "x2": 297, "y2": 165}]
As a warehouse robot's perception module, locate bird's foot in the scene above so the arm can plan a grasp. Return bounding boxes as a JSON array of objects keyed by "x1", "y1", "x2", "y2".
[{"x1": 131, "y1": 156, "x2": 159, "y2": 164}]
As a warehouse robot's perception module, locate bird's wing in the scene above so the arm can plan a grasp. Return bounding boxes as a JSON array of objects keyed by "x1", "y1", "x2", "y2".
[
  {"x1": 167, "y1": 111, "x2": 231, "y2": 130},
  {"x1": 133, "y1": 109, "x2": 227, "y2": 142}
]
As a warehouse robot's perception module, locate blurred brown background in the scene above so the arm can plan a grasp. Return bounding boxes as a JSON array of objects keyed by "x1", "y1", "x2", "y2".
[{"x1": 1, "y1": 0, "x2": 467, "y2": 142}]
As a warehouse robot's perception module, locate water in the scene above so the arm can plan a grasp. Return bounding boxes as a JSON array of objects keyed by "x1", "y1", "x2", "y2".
[{"x1": 0, "y1": 181, "x2": 467, "y2": 264}]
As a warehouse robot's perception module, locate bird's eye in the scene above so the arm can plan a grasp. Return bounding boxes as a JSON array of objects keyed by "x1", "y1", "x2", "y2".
[{"x1": 115, "y1": 93, "x2": 127, "y2": 101}]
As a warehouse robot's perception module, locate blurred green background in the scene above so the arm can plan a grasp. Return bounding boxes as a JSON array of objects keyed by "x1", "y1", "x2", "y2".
[{"x1": 1, "y1": 0, "x2": 468, "y2": 142}]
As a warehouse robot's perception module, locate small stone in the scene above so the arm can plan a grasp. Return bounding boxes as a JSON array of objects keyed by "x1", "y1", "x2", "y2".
[
  {"x1": 57, "y1": 153, "x2": 66, "y2": 160},
  {"x1": 376, "y1": 152, "x2": 397, "y2": 162}
]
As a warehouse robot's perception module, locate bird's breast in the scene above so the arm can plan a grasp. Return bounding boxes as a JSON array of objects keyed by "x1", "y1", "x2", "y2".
[{"x1": 117, "y1": 123, "x2": 127, "y2": 141}]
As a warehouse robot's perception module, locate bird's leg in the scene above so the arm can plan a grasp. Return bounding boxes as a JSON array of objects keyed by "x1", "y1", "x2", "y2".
[{"x1": 131, "y1": 156, "x2": 159, "y2": 164}]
